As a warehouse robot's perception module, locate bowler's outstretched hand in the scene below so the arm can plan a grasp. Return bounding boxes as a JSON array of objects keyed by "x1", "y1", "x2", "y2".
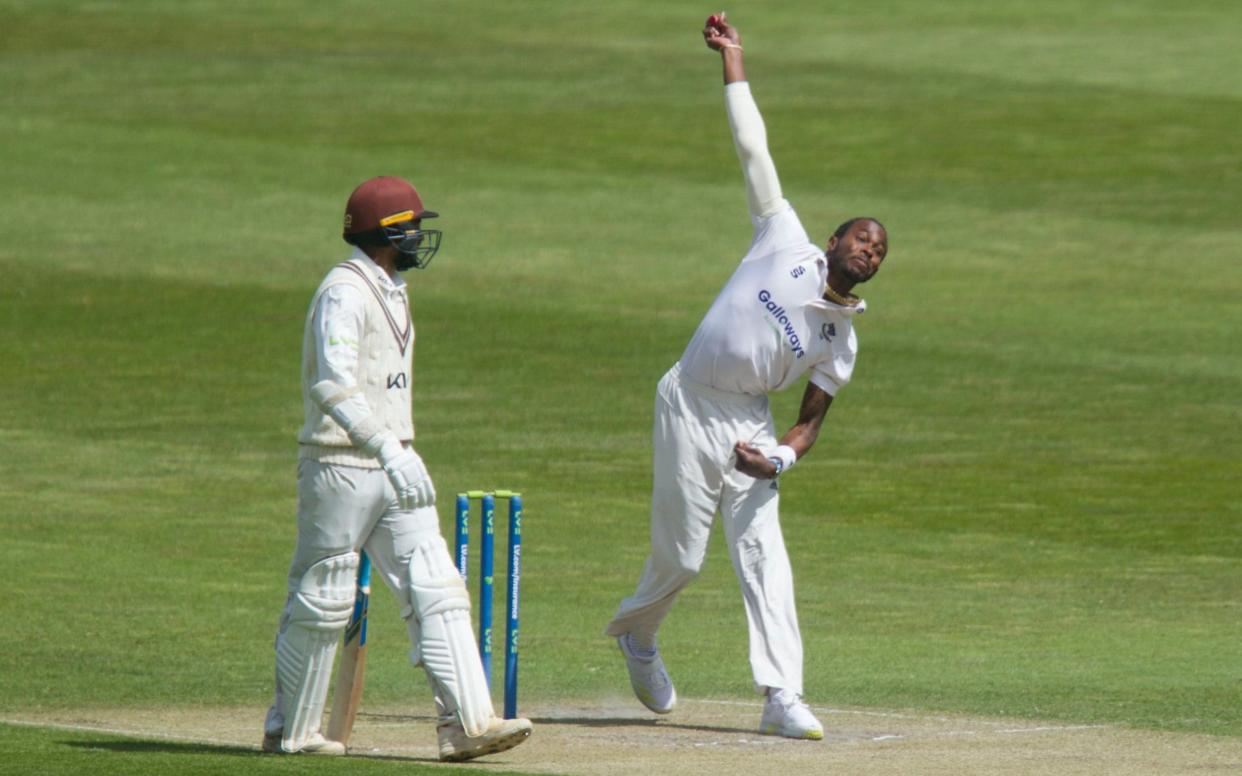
[{"x1": 703, "y1": 12, "x2": 740, "y2": 51}]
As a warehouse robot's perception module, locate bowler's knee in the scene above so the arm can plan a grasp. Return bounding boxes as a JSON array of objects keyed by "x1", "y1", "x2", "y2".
[{"x1": 653, "y1": 548, "x2": 705, "y2": 584}]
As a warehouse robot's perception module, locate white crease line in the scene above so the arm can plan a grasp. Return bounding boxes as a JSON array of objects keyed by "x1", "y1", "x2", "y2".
[
  {"x1": 996, "y1": 725, "x2": 1109, "y2": 734},
  {"x1": 693, "y1": 739, "x2": 783, "y2": 748},
  {"x1": 687, "y1": 700, "x2": 1114, "y2": 737},
  {"x1": 694, "y1": 698, "x2": 964, "y2": 722},
  {"x1": 893, "y1": 725, "x2": 1111, "y2": 740}
]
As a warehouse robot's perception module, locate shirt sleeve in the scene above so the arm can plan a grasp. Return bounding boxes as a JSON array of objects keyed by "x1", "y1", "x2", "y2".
[
  {"x1": 725, "y1": 81, "x2": 785, "y2": 221},
  {"x1": 743, "y1": 203, "x2": 813, "y2": 265},
  {"x1": 311, "y1": 283, "x2": 376, "y2": 417},
  {"x1": 808, "y1": 326, "x2": 857, "y2": 396}
]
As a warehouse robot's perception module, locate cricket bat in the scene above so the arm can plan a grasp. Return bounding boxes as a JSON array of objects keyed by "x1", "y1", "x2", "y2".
[{"x1": 327, "y1": 550, "x2": 372, "y2": 746}]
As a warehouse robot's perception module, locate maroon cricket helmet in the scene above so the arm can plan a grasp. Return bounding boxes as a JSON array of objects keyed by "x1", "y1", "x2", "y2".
[{"x1": 343, "y1": 176, "x2": 439, "y2": 236}]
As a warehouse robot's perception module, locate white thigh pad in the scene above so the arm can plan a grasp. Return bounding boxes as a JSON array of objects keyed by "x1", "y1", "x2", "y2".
[
  {"x1": 403, "y1": 536, "x2": 494, "y2": 737},
  {"x1": 276, "y1": 551, "x2": 359, "y2": 751}
]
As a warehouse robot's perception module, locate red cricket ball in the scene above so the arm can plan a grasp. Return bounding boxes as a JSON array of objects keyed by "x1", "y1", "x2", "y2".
[{"x1": 707, "y1": 14, "x2": 720, "y2": 28}]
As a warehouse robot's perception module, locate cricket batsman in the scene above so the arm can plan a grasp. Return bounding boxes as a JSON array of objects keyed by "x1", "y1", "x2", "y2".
[
  {"x1": 261, "y1": 176, "x2": 532, "y2": 760},
  {"x1": 605, "y1": 13, "x2": 889, "y2": 739}
]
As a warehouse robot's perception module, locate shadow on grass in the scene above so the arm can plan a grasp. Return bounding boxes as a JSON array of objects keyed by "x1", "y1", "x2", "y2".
[
  {"x1": 62, "y1": 739, "x2": 257, "y2": 757},
  {"x1": 530, "y1": 716, "x2": 756, "y2": 736},
  {"x1": 62, "y1": 738, "x2": 442, "y2": 764},
  {"x1": 361, "y1": 710, "x2": 758, "y2": 737}
]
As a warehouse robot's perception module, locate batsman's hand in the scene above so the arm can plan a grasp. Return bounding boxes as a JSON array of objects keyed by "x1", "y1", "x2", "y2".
[
  {"x1": 703, "y1": 11, "x2": 740, "y2": 51},
  {"x1": 382, "y1": 447, "x2": 437, "y2": 509},
  {"x1": 733, "y1": 441, "x2": 777, "y2": 479}
]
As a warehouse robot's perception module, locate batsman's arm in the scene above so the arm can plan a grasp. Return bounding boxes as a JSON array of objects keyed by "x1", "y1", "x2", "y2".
[
  {"x1": 308, "y1": 288, "x2": 435, "y2": 509},
  {"x1": 704, "y1": 13, "x2": 784, "y2": 220},
  {"x1": 311, "y1": 378, "x2": 436, "y2": 509},
  {"x1": 734, "y1": 382, "x2": 833, "y2": 479},
  {"x1": 308, "y1": 286, "x2": 389, "y2": 459}
]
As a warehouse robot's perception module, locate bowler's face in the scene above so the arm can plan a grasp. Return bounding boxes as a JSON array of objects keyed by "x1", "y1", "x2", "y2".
[{"x1": 828, "y1": 221, "x2": 887, "y2": 284}]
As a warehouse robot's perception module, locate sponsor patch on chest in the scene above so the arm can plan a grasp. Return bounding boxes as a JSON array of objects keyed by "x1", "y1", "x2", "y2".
[{"x1": 757, "y1": 289, "x2": 805, "y2": 359}]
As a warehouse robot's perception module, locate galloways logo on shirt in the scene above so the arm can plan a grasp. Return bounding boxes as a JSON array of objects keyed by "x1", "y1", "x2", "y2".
[{"x1": 757, "y1": 289, "x2": 805, "y2": 359}]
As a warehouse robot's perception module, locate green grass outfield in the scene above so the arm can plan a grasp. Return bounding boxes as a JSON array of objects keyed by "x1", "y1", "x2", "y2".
[{"x1": 2, "y1": 0, "x2": 1239, "y2": 773}]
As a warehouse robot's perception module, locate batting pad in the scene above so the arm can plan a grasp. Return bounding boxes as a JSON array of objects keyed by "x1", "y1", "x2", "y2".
[
  {"x1": 276, "y1": 551, "x2": 359, "y2": 751},
  {"x1": 404, "y1": 537, "x2": 495, "y2": 737}
]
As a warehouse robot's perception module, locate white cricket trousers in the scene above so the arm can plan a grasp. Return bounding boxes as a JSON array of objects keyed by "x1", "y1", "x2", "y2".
[
  {"x1": 283, "y1": 458, "x2": 442, "y2": 598},
  {"x1": 265, "y1": 459, "x2": 452, "y2": 737},
  {"x1": 607, "y1": 363, "x2": 805, "y2": 696}
]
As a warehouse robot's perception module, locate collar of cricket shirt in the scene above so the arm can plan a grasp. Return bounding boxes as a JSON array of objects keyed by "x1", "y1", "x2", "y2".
[
  {"x1": 807, "y1": 277, "x2": 866, "y2": 316},
  {"x1": 822, "y1": 284, "x2": 861, "y2": 307},
  {"x1": 350, "y1": 247, "x2": 407, "y2": 292},
  {"x1": 806, "y1": 255, "x2": 865, "y2": 314}
]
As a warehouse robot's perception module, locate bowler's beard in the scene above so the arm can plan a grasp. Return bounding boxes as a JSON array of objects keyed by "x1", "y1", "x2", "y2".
[
  {"x1": 846, "y1": 264, "x2": 875, "y2": 284},
  {"x1": 829, "y1": 252, "x2": 875, "y2": 284}
]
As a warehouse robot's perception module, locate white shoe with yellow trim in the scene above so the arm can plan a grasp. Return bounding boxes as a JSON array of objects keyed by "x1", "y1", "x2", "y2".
[
  {"x1": 618, "y1": 634, "x2": 677, "y2": 714},
  {"x1": 759, "y1": 689, "x2": 824, "y2": 740}
]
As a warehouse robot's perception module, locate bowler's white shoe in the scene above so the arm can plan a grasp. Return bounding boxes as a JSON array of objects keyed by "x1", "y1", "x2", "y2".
[
  {"x1": 759, "y1": 689, "x2": 824, "y2": 740},
  {"x1": 438, "y1": 716, "x2": 533, "y2": 762},
  {"x1": 618, "y1": 634, "x2": 677, "y2": 714},
  {"x1": 260, "y1": 731, "x2": 347, "y2": 756}
]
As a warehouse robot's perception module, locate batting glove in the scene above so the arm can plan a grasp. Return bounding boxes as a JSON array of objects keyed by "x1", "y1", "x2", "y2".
[{"x1": 381, "y1": 447, "x2": 436, "y2": 510}]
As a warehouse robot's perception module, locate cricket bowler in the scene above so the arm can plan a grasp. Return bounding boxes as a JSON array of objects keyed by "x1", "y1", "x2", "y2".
[
  {"x1": 605, "y1": 13, "x2": 889, "y2": 739},
  {"x1": 261, "y1": 176, "x2": 532, "y2": 760}
]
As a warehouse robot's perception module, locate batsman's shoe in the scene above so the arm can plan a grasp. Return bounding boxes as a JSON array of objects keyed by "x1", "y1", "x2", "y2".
[
  {"x1": 618, "y1": 634, "x2": 677, "y2": 714},
  {"x1": 260, "y1": 731, "x2": 347, "y2": 756},
  {"x1": 438, "y1": 717, "x2": 533, "y2": 762},
  {"x1": 760, "y1": 689, "x2": 823, "y2": 740}
]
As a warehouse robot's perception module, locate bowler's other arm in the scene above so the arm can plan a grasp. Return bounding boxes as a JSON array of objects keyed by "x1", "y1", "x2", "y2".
[{"x1": 734, "y1": 383, "x2": 832, "y2": 479}]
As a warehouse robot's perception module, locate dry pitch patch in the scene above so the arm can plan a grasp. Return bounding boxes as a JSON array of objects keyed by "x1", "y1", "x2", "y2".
[{"x1": 8, "y1": 699, "x2": 1239, "y2": 775}]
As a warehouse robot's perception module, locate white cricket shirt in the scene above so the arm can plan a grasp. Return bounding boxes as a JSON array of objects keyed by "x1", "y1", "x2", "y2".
[
  {"x1": 298, "y1": 248, "x2": 415, "y2": 465},
  {"x1": 678, "y1": 82, "x2": 864, "y2": 398},
  {"x1": 678, "y1": 202, "x2": 863, "y2": 397}
]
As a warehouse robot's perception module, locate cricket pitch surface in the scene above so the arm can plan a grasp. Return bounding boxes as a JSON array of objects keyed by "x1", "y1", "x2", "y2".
[{"x1": 9, "y1": 698, "x2": 1239, "y2": 775}]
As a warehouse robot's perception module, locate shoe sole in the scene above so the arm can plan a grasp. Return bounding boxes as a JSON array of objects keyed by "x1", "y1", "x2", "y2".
[
  {"x1": 618, "y1": 639, "x2": 676, "y2": 714},
  {"x1": 440, "y1": 726, "x2": 532, "y2": 762},
  {"x1": 260, "y1": 736, "x2": 346, "y2": 756},
  {"x1": 759, "y1": 723, "x2": 824, "y2": 741},
  {"x1": 632, "y1": 681, "x2": 676, "y2": 715}
]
